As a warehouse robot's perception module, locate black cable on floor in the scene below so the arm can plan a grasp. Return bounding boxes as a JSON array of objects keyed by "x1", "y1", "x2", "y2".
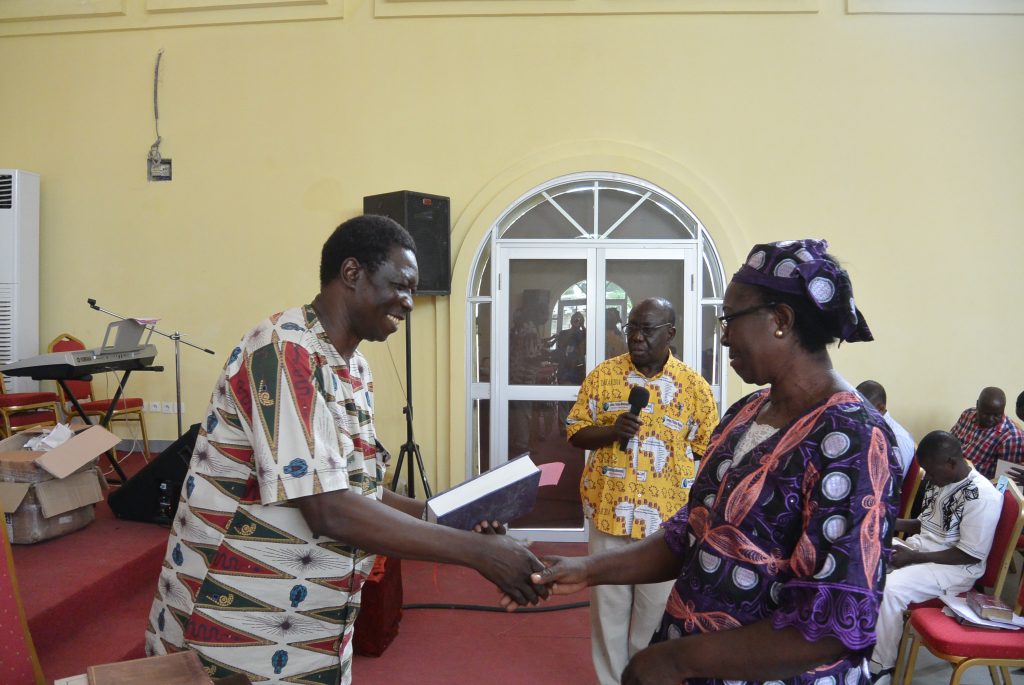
[{"x1": 402, "y1": 601, "x2": 589, "y2": 613}]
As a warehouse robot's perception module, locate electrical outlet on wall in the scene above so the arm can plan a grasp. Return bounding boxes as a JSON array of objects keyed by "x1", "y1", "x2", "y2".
[
  {"x1": 162, "y1": 401, "x2": 174, "y2": 413},
  {"x1": 148, "y1": 401, "x2": 161, "y2": 413}
]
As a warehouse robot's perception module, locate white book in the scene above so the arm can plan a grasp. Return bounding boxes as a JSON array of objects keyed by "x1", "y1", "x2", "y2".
[{"x1": 425, "y1": 454, "x2": 541, "y2": 530}]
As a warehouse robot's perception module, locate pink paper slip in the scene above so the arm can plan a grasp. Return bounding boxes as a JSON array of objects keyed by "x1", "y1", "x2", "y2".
[{"x1": 538, "y1": 461, "x2": 565, "y2": 487}]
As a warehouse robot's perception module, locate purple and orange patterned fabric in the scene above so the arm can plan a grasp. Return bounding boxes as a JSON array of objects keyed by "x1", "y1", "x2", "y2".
[
  {"x1": 657, "y1": 389, "x2": 900, "y2": 684},
  {"x1": 145, "y1": 305, "x2": 385, "y2": 685},
  {"x1": 732, "y1": 238, "x2": 873, "y2": 344}
]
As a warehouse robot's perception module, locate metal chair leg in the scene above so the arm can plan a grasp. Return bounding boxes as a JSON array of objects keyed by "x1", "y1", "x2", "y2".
[
  {"x1": 900, "y1": 630, "x2": 922, "y2": 685},
  {"x1": 893, "y1": 613, "x2": 912, "y2": 684},
  {"x1": 137, "y1": 409, "x2": 151, "y2": 462}
]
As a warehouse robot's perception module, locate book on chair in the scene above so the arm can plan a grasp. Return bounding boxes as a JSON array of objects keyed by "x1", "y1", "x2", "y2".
[
  {"x1": 940, "y1": 594, "x2": 1022, "y2": 630},
  {"x1": 965, "y1": 590, "x2": 1014, "y2": 624},
  {"x1": 425, "y1": 454, "x2": 540, "y2": 530}
]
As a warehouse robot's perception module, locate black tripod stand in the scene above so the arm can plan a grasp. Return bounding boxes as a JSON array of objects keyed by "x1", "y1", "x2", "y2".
[{"x1": 390, "y1": 315, "x2": 432, "y2": 499}]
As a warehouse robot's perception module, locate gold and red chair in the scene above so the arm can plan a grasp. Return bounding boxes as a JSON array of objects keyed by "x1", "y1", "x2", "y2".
[
  {"x1": 0, "y1": 372, "x2": 60, "y2": 439},
  {"x1": 895, "y1": 479, "x2": 1024, "y2": 684},
  {"x1": 48, "y1": 333, "x2": 151, "y2": 461}
]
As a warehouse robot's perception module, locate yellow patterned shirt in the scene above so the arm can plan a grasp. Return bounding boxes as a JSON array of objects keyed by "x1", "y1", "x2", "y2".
[{"x1": 567, "y1": 353, "x2": 719, "y2": 540}]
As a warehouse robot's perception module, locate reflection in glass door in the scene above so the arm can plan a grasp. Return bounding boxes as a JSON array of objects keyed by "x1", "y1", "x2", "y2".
[
  {"x1": 602, "y1": 251, "x2": 696, "y2": 369},
  {"x1": 500, "y1": 250, "x2": 589, "y2": 533}
]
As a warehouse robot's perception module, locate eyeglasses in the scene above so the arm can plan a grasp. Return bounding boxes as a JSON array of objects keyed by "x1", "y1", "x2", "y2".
[
  {"x1": 622, "y1": 322, "x2": 673, "y2": 338},
  {"x1": 716, "y1": 302, "x2": 778, "y2": 332}
]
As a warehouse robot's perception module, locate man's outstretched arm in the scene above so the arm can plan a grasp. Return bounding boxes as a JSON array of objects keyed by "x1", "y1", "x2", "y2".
[{"x1": 297, "y1": 489, "x2": 545, "y2": 606}]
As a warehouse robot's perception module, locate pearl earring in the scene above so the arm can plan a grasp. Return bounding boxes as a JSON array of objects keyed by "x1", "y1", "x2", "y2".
[{"x1": 774, "y1": 330, "x2": 784, "y2": 338}]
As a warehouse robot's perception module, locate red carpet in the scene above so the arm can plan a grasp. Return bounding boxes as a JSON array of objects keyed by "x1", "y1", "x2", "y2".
[
  {"x1": 11, "y1": 452, "x2": 169, "y2": 683},
  {"x1": 11, "y1": 452, "x2": 595, "y2": 684},
  {"x1": 353, "y1": 543, "x2": 593, "y2": 685}
]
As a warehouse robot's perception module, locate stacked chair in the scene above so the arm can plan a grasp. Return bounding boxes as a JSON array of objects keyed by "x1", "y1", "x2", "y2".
[{"x1": 0, "y1": 372, "x2": 59, "y2": 439}]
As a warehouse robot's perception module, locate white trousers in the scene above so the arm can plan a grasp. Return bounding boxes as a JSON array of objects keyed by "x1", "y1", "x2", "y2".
[
  {"x1": 588, "y1": 528, "x2": 675, "y2": 685},
  {"x1": 870, "y1": 562, "x2": 977, "y2": 670}
]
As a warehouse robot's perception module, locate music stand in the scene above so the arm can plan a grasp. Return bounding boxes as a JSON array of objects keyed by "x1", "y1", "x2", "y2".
[
  {"x1": 389, "y1": 315, "x2": 432, "y2": 499},
  {"x1": 88, "y1": 298, "x2": 215, "y2": 438}
]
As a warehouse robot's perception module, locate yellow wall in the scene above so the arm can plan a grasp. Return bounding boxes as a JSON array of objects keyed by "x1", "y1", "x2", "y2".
[{"x1": 1, "y1": 1, "x2": 1021, "y2": 492}]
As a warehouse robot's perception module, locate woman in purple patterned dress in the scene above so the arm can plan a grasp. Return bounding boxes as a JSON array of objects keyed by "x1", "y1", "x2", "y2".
[{"x1": 524, "y1": 239, "x2": 901, "y2": 685}]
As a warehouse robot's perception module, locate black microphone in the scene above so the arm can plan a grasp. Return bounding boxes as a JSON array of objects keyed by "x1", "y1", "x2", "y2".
[
  {"x1": 619, "y1": 386, "x2": 650, "y2": 451},
  {"x1": 87, "y1": 298, "x2": 99, "y2": 309}
]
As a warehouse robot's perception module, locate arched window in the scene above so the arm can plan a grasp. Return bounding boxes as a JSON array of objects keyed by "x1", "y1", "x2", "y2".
[{"x1": 465, "y1": 173, "x2": 726, "y2": 541}]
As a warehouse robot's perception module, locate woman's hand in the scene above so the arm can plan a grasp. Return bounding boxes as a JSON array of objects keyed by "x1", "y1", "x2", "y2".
[
  {"x1": 621, "y1": 641, "x2": 683, "y2": 685},
  {"x1": 529, "y1": 555, "x2": 590, "y2": 595},
  {"x1": 496, "y1": 555, "x2": 589, "y2": 611}
]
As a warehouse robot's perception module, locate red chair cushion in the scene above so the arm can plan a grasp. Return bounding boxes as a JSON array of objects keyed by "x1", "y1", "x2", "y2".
[
  {"x1": 0, "y1": 393, "x2": 58, "y2": 408},
  {"x1": 909, "y1": 607, "x2": 1024, "y2": 659},
  {"x1": 78, "y1": 397, "x2": 144, "y2": 412},
  {"x1": 8, "y1": 411, "x2": 56, "y2": 428}
]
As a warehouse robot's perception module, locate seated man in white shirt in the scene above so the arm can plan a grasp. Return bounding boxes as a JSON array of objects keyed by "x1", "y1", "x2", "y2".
[
  {"x1": 858, "y1": 379, "x2": 915, "y2": 477},
  {"x1": 868, "y1": 430, "x2": 1002, "y2": 684}
]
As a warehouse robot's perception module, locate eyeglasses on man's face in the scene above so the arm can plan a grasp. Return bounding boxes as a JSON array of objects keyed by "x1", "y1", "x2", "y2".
[
  {"x1": 716, "y1": 302, "x2": 778, "y2": 332},
  {"x1": 622, "y1": 322, "x2": 673, "y2": 339}
]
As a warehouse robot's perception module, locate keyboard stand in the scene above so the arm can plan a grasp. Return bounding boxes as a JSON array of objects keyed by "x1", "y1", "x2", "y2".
[{"x1": 60, "y1": 366, "x2": 164, "y2": 484}]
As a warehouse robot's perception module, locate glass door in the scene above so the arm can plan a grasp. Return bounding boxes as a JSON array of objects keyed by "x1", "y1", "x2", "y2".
[
  {"x1": 495, "y1": 245, "x2": 697, "y2": 542},
  {"x1": 497, "y1": 247, "x2": 591, "y2": 539},
  {"x1": 601, "y1": 248, "x2": 698, "y2": 369}
]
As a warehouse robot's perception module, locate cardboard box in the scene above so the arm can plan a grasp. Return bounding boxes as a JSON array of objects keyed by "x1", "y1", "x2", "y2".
[{"x1": 0, "y1": 425, "x2": 119, "y2": 544}]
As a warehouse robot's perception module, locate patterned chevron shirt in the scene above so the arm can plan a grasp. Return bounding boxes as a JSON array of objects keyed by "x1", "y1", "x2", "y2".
[{"x1": 145, "y1": 305, "x2": 385, "y2": 685}]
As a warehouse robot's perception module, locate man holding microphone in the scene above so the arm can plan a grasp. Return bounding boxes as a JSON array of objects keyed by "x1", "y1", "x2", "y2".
[{"x1": 566, "y1": 297, "x2": 719, "y2": 685}]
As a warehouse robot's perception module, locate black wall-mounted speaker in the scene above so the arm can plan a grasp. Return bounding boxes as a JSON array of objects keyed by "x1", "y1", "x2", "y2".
[
  {"x1": 363, "y1": 191, "x2": 451, "y2": 296},
  {"x1": 108, "y1": 423, "x2": 200, "y2": 524}
]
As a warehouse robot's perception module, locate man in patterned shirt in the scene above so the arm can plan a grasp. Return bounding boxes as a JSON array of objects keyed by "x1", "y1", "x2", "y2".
[
  {"x1": 145, "y1": 215, "x2": 545, "y2": 685},
  {"x1": 949, "y1": 386, "x2": 1024, "y2": 478},
  {"x1": 869, "y1": 431, "x2": 1001, "y2": 684},
  {"x1": 566, "y1": 297, "x2": 719, "y2": 685}
]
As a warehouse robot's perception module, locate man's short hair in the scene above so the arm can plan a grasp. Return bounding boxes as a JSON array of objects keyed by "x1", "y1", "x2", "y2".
[
  {"x1": 320, "y1": 214, "x2": 417, "y2": 287},
  {"x1": 1016, "y1": 390, "x2": 1024, "y2": 410},
  {"x1": 856, "y1": 380, "x2": 886, "y2": 407},
  {"x1": 916, "y1": 430, "x2": 963, "y2": 465}
]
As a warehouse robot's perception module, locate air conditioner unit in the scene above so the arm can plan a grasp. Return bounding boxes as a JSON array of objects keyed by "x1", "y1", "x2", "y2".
[{"x1": 0, "y1": 169, "x2": 40, "y2": 393}]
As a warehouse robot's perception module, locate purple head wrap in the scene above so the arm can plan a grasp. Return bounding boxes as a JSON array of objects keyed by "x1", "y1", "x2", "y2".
[{"x1": 732, "y1": 238, "x2": 873, "y2": 343}]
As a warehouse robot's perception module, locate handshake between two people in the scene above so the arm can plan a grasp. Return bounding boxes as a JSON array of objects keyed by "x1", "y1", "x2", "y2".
[{"x1": 471, "y1": 520, "x2": 582, "y2": 608}]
